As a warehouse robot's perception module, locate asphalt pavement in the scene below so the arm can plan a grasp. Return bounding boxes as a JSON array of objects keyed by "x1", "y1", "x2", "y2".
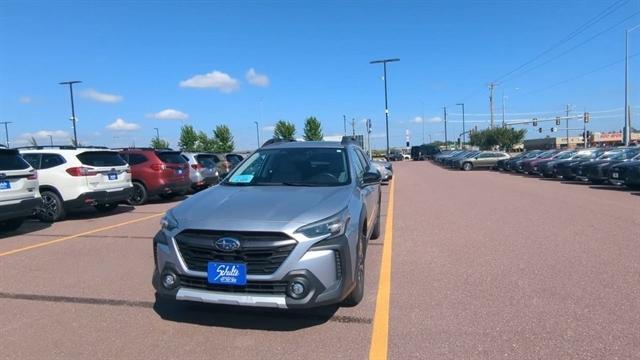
[{"x1": 1, "y1": 162, "x2": 638, "y2": 359}]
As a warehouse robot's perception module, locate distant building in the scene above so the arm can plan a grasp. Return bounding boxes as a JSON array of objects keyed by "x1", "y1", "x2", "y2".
[{"x1": 523, "y1": 132, "x2": 640, "y2": 150}]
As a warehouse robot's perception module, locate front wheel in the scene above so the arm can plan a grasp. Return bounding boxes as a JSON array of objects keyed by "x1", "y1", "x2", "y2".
[
  {"x1": 128, "y1": 182, "x2": 148, "y2": 206},
  {"x1": 342, "y1": 232, "x2": 366, "y2": 307},
  {"x1": 462, "y1": 162, "x2": 473, "y2": 171},
  {"x1": 38, "y1": 191, "x2": 65, "y2": 222}
]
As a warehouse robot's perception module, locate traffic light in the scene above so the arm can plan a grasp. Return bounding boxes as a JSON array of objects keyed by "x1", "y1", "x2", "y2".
[
  {"x1": 586, "y1": 130, "x2": 591, "y2": 138},
  {"x1": 551, "y1": 127, "x2": 557, "y2": 132},
  {"x1": 538, "y1": 127, "x2": 543, "y2": 133},
  {"x1": 555, "y1": 117, "x2": 561, "y2": 126},
  {"x1": 583, "y1": 112, "x2": 590, "y2": 123},
  {"x1": 532, "y1": 118, "x2": 538, "y2": 127}
]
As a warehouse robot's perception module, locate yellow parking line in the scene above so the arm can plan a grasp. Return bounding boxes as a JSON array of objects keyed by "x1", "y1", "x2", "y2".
[
  {"x1": 369, "y1": 178, "x2": 396, "y2": 360},
  {"x1": 0, "y1": 213, "x2": 163, "y2": 257}
]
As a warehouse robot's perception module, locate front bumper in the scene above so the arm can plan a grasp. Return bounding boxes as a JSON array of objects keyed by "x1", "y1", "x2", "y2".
[
  {"x1": 0, "y1": 197, "x2": 42, "y2": 221},
  {"x1": 64, "y1": 188, "x2": 132, "y2": 208},
  {"x1": 153, "y1": 231, "x2": 356, "y2": 309}
]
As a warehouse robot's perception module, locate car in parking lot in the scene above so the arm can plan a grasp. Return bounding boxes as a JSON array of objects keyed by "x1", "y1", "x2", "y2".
[
  {"x1": 456, "y1": 151, "x2": 510, "y2": 171},
  {"x1": 533, "y1": 150, "x2": 576, "y2": 176},
  {"x1": 119, "y1": 148, "x2": 191, "y2": 205},
  {"x1": 508, "y1": 150, "x2": 544, "y2": 172},
  {"x1": 608, "y1": 155, "x2": 640, "y2": 187},
  {"x1": 520, "y1": 150, "x2": 559, "y2": 174},
  {"x1": 387, "y1": 152, "x2": 404, "y2": 161},
  {"x1": 181, "y1": 152, "x2": 220, "y2": 191},
  {"x1": 371, "y1": 160, "x2": 393, "y2": 182},
  {"x1": 553, "y1": 148, "x2": 606, "y2": 180},
  {"x1": 0, "y1": 149, "x2": 41, "y2": 231},
  {"x1": 153, "y1": 138, "x2": 382, "y2": 309},
  {"x1": 20, "y1": 146, "x2": 132, "y2": 222},
  {"x1": 580, "y1": 148, "x2": 640, "y2": 184}
]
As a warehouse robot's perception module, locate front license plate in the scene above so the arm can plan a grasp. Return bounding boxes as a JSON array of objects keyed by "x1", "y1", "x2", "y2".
[
  {"x1": 108, "y1": 173, "x2": 118, "y2": 180},
  {"x1": 612, "y1": 172, "x2": 619, "y2": 179},
  {"x1": 0, "y1": 180, "x2": 10, "y2": 190},
  {"x1": 207, "y1": 262, "x2": 247, "y2": 286}
]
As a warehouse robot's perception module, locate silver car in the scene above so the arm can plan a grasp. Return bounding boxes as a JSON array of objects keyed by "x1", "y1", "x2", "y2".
[
  {"x1": 181, "y1": 152, "x2": 220, "y2": 191},
  {"x1": 153, "y1": 139, "x2": 382, "y2": 309},
  {"x1": 371, "y1": 160, "x2": 393, "y2": 183}
]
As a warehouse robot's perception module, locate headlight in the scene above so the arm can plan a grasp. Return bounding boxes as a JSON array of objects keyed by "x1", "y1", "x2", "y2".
[
  {"x1": 296, "y1": 209, "x2": 350, "y2": 238},
  {"x1": 160, "y1": 212, "x2": 179, "y2": 231}
]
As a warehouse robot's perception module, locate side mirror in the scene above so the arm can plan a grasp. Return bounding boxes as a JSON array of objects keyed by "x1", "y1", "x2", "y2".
[{"x1": 362, "y1": 171, "x2": 381, "y2": 185}]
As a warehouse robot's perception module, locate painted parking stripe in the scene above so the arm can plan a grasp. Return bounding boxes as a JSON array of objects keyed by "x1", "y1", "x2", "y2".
[
  {"x1": 0, "y1": 213, "x2": 163, "y2": 257},
  {"x1": 369, "y1": 178, "x2": 396, "y2": 360}
]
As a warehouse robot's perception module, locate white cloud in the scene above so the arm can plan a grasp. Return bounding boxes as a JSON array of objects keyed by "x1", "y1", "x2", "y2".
[
  {"x1": 147, "y1": 109, "x2": 189, "y2": 121},
  {"x1": 21, "y1": 130, "x2": 70, "y2": 140},
  {"x1": 179, "y1": 70, "x2": 240, "y2": 93},
  {"x1": 428, "y1": 116, "x2": 442, "y2": 123},
  {"x1": 245, "y1": 68, "x2": 270, "y2": 87},
  {"x1": 411, "y1": 116, "x2": 424, "y2": 124},
  {"x1": 80, "y1": 89, "x2": 123, "y2": 103},
  {"x1": 262, "y1": 125, "x2": 275, "y2": 132},
  {"x1": 106, "y1": 118, "x2": 140, "y2": 131},
  {"x1": 18, "y1": 96, "x2": 32, "y2": 104}
]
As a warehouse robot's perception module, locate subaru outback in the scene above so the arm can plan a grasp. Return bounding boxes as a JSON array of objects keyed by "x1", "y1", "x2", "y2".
[{"x1": 153, "y1": 138, "x2": 382, "y2": 309}]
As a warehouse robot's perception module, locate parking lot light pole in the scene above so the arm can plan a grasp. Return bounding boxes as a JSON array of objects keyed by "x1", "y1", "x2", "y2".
[
  {"x1": 456, "y1": 103, "x2": 465, "y2": 148},
  {"x1": 0, "y1": 121, "x2": 11, "y2": 148},
  {"x1": 370, "y1": 58, "x2": 400, "y2": 156},
  {"x1": 254, "y1": 121, "x2": 260, "y2": 148},
  {"x1": 625, "y1": 24, "x2": 640, "y2": 146},
  {"x1": 154, "y1": 127, "x2": 160, "y2": 141},
  {"x1": 59, "y1": 80, "x2": 81, "y2": 146}
]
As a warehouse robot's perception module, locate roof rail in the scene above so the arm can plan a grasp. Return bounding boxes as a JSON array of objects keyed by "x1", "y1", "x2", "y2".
[
  {"x1": 340, "y1": 136, "x2": 360, "y2": 146},
  {"x1": 261, "y1": 138, "x2": 296, "y2": 148},
  {"x1": 114, "y1": 147, "x2": 173, "y2": 151}
]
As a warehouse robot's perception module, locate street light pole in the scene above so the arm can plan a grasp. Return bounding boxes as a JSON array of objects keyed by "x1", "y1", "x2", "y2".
[
  {"x1": 59, "y1": 80, "x2": 81, "y2": 146},
  {"x1": 0, "y1": 122, "x2": 11, "y2": 148},
  {"x1": 343, "y1": 115, "x2": 347, "y2": 136},
  {"x1": 254, "y1": 121, "x2": 260, "y2": 148},
  {"x1": 456, "y1": 103, "x2": 465, "y2": 148},
  {"x1": 624, "y1": 24, "x2": 640, "y2": 146},
  {"x1": 154, "y1": 127, "x2": 160, "y2": 141},
  {"x1": 49, "y1": 135, "x2": 53, "y2": 146},
  {"x1": 370, "y1": 58, "x2": 400, "y2": 156}
]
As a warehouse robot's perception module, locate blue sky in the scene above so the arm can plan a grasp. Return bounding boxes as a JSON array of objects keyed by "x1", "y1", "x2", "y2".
[{"x1": 1, "y1": 0, "x2": 639, "y2": 150}]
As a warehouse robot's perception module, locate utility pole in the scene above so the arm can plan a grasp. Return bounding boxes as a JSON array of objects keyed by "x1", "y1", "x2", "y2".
[
  {"x1": 456, "y1": 103, "x2": 465, "y2": 148},
  {"x1": 0, "y1": 121, "x2": 11, "y2": 148},
  {"x1": 59, "y1": 80, "x2": 81, "y2": 146},
  {"x1": 254, "y1": 121, "x2": 260, "y2": 148},
  {"x1": 565, "y1": 104, "x2": 571, "y2": 148},
  {"x1": 488, "y1": 82, "x2": 496, "y2": 128},
  {"x1": 365, "y1": 118, "x2": 372, "y2": 158},
  {"x1": 624, "y1": 25, "x2": 640, "y2": 146},
  {"x1": 49, "y1": 135, "x2": 53, "y2": 146},
  {"x1": 154, "y1": 127, "x2": 160, "y2": 141},
  {"x1": 343, "y1": 115, "x2": 347, "y2": 136},
  {"x1": 370, "y1": 58, "x2": 400, "y2": 156},
  {"x1": 351, "y1": 118, "x2": 356, "y2": 137},
  {"x1": 443, "y1": 106, "x2": 448, "y2": 149},
  {"x1": 583, "y1": 112, "x2": 588, "y2": 148},
  {"x1": 501, "y1": 94, "x2": 507, "y2": 126}
]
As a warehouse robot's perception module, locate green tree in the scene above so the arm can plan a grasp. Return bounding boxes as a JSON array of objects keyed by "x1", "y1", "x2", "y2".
[
  {"x1": 178, "y1": 125, "x2": 198, "y2": 151},
  {"x1": 150, "y1": 137, "x2": 170, "y2": 149},
  {"x1": 303, "y1": 116, "x2": 323, "y2": 141},
  {"x1": 273, "y1": 120, "x2": 296, "y2": 140},
  {"x1": 196, "y1": 131, "x2": 215, "y2": 152},
  {"x1": 468, "y1": 127, "x2": 526, "y2": 150},
  {"x1": 212, "y1": 125, "x2": 235, "y2": 152}
]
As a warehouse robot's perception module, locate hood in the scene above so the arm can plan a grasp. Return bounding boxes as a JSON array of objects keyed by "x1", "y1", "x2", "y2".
[{"x1": 170, "y1": 184, "x2": 352, "y2": 230}]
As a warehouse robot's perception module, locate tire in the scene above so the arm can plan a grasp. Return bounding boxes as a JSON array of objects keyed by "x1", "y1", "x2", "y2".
[
  {"x1": 38, "y1": 190, "x2": 65, "y2": 222},
  {"x1": 0, "y1": 217, "x2": 25, "y2": 232},
  {"x1": 128, "y1": 182, "x2": 148, "y2": 205},
  {"x1": 95, "y1": 203, "x2": 119, "y2": 213},
  {"x1": 462, "y1": 162, "x2": 473, "y2": 171},
  {"x1": 370, "y1": 199, "x2": 381, "y2": 240},
  {"x1": 342, "y1": 230, "x2": 366, "y2": 307}
]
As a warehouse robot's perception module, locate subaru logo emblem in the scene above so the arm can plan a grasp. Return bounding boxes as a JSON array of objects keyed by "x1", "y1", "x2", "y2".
[{"x1": 215, "y1": 237, "x2": 241, "y2": 252}]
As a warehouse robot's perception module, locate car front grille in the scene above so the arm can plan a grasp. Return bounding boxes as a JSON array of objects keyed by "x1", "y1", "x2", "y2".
[
  {"x1": 179, "y1": 275, "x2": 288, "y2": 295},
  {"x1": 175, "y1": 230, "x2": 297, "y2": 275}
]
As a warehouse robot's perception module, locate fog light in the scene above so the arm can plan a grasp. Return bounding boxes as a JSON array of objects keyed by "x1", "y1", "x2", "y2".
[
  {"x1": 161, "y1": 272, "x2": 178, "y2": 289},
  {"x1": 291, "y1": 282, "x2": 305, "y2": 296},
  {"x1": 287, "y1": 278, "x2": 309, "y2": 299}
]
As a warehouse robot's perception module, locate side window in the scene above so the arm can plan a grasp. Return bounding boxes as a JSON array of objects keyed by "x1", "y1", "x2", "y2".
[
  {"x1": 22, "y1": 154, "x2": 41, "y2": 169},
  {"x1": 41, "y1": 154, "x2": 66, "y2": 169},
  {"x1": 355, "y1": 149, "x2": 370, "y2": 171},
  {"x1": 349, "y1": 148, "x2": 365, "y2": 182},
  {"x1": 128, "y1": 154, "x2": 148, "y2": 165}
]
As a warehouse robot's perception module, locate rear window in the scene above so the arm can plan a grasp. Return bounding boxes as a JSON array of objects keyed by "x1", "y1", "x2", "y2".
[
  {"x1": 77, "y1": 151, "x2": 127, "y2": 167},
  {"x1": 195, "y1": 154, "x2": 218, "y2": 167},
  {"x1": 157, "y1": 152, "x2": 187, "y2": 164},
  {"x1": 226, "y1": 154, "x2": 243, "y2": 164},
  {"x1": 0, "y1": 151, "x2": 30, "y2": 171}
]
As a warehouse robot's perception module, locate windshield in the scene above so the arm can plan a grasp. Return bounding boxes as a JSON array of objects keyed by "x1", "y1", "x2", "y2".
[
  {"x1": 573, "y1": 151, "x2": 600, "y2": 160},
  {"x1": 224, "y1": 147, "x2": 350, "y2": 186},
  {"x1": 553, "y1": 151, "x2": 575, "y2": 159},
  {"x1": 596, "y1": 151, "x2": 621, "y2": 160}
]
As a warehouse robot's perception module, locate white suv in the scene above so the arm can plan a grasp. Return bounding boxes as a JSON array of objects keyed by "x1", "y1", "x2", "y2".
[
  {"x1": 0, "y1": 149, "x2": 41, "y2": 231},
  {"x1": 20, "y1": 147, "x2": 133, "y2": 222}
]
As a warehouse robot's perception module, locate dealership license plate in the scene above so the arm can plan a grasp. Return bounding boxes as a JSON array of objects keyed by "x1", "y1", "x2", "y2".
[
  {"x1": 108, "y1": 173, "x2": 118, "y2": 180},
  {"x1": 0, "y1": 180, "x2": 10, "y2": 190},
  {"x1": 612, "y1": 172, "x2": 619, "y2": 179},
  {"x1": 207, "y1": 262, "x2": 247, "y2": 286}
]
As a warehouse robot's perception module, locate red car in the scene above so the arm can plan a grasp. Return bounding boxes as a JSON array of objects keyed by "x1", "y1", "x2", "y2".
[{"x1": 119, "y1": 148, "x2": 191, "y2": 205}]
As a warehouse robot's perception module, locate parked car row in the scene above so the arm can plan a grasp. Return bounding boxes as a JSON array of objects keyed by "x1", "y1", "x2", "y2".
[
  {"x1": 433, "y1": 150, "x2": 511, "y2": 170},
  {"x1": 492, "y1": 147, "x2": 640, "y2": 188},
  {"x1": 371, "y1": 159, "x2": 393, "y2": 183},
  {"x1": 0, "y1": 146, "x2": 245, "y2": 231}
]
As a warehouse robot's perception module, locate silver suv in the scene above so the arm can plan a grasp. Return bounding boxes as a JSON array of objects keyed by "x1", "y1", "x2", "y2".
[{"x1": 153, "y1": 138, "x2": 382, "y2": 309}]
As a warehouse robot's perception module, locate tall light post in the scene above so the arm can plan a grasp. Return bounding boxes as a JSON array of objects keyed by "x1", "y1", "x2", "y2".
[
  {"x1": 456, "y1": 103, "x2": 465, "y2": 148},
  {"x1": 0, "y1": 121, "x2": 11, "y2": 148},
  {"x1": 254, "y1": 121, "x2": 260, "y2": 148},
  {"x1": 154, "y1": 127, "x2": 160, "y2": 141},
  {"x1": 49, "y1": 135, "x2": 53, "y2": 146},
  {"x1": 370, "y1": 58, "x2": 400, "y2": 156},
  {"x1": 624, "y1": 24, "x2": 640, "y2": 146},
  {"x1": 501, "y1": 95, "x2": 507, "y2": 127},
  {"x1": 59, "y1": 80, "x2": 81, "y2": 146},
  {"x1": 442, "y1": 106, "x2": 448, "y2": 149}
]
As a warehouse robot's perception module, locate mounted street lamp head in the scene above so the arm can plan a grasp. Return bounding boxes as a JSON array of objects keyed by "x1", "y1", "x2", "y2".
[
  {"x1": 59, "y1": 80, "x2": 82, "y2": 85},
  {"x1": 369, "y1": 58, "x2": 400, "y2": 64}
]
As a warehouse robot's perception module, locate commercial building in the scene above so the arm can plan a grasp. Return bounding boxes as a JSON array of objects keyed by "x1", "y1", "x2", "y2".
[{"x1": 523, "y1": 132, "x2": 640, "y2": 150}]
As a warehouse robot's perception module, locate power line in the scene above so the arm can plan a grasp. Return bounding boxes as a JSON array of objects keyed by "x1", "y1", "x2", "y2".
[{"x1": 493, "y1": 0, "x2": 629, "y2": 83}]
